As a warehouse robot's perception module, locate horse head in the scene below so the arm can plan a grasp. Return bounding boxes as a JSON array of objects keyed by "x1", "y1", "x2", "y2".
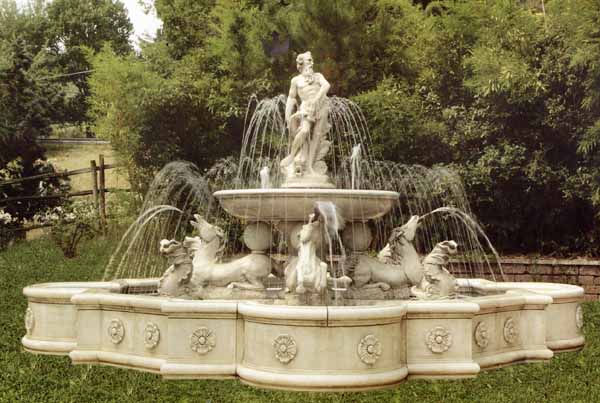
[
  {"x1": 159, "y1": 239, "x2": 182, "y2": 256},
  {"x1": 423, "y1": 240, "x2": 458, "y2": 271},
  {"x1": 190, "y1": 214, "x2": 225, "y2": 243},
  {"x1": 299, "y1": 214, "x2": 321, "y2": 245},
  {"x1": 389, "y1": 215, "x2": 420, "y2": 245},
  {"x1": 385, "y1": 215, "x2": 421, "y2": 264}
]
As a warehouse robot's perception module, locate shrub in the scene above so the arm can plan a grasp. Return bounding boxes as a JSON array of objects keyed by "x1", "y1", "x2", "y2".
[
  {"x1": 34, "y1": 201, "x2": 98, "y2": 258},
  {"x1": 0, "y1": 158, "x2": 70, "y2": 223},
  {"x1": 0, "y1": 208, "x2": 19, "y2": 250}
]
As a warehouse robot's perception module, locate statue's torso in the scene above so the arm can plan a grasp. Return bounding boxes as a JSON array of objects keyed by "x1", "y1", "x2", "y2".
[{"x1": 296, "y1": 74, "x2": 322, "y2": 102}]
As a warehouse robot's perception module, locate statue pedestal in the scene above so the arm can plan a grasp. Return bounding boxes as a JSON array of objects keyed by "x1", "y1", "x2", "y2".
[{"x1": 280, "y1": 173, "x2": 334, "y2": 189}]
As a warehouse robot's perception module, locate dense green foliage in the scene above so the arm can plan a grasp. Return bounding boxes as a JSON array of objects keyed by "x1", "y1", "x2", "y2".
[
  {"x1": 0, "y1": 38, "x2": 69, "y2": 228},
  {"x1": 2, "y1": 0, "x2": 599, "y2": 255},
  {"x1": 0, "y1": 0, "x2": 132, "y2": 130},
  {"x1": 0, "y1": 0, "x2": 132, "y2": 229},
  {"x1": 87, "y1": 0, "x2": 600, "y2": 256},
  {"x1": 0, "y1": 237, "x2": 598, "y2": 402},
  {"x1": 355, "y1": 0, "x2": 600, "y2": 255}
]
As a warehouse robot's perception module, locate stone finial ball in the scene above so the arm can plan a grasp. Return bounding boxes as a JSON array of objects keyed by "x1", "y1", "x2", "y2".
[
  {"x1": 342, "y1": 222, "x2": 373, "y2": 252},
  {"x1": 243, "y1": 222, "x2": 272, "y2": 251}
]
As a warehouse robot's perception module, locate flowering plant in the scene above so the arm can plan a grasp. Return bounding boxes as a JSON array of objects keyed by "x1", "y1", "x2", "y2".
[
  {"x1": 0, "y1": 208, "x2": 19, "y2": 249},
  {"x1": 0, "y1": 158, "x2": 70, "y2": 223},
  {"x1": 35, "y1": 201, "x2": 98, "y2": 258}
]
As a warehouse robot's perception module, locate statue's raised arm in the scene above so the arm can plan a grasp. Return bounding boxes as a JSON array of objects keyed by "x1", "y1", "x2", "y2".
[{"x1": 280, "y1": 51, "x2": 333, "y2": 188}]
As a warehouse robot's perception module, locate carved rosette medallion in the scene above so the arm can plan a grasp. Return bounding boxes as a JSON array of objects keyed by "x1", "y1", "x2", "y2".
[
  {"x1": 474, "y1": 321, "x2": 489, "y2": 349},
  {"x1": 24, "y1": 308, "x2": 34, "y2": 335},
  {"x1": 576, "y1": 305, "x2": 584, "y2": 330},
  {"x1": 190, "y1": 327, "x2": 216, "y2": 355},
  {"x1": 425, "y1": 326, "x2": 453, "y2": 353},
  {"x1": 108, "y1": 319, "x2": 125, "y2": 344},
  {"x1": 503, "y1": 317, "x2": 519, "y2": 344},
  {"x1": 144, "y1": 322, "x2": 160, "y2": 350},
  {"x1": 273, "y1": 334, "x2": 297, "y2": 364},
  {"x1": 357, "y1": 334, "x2": 382, "y2": 365}
]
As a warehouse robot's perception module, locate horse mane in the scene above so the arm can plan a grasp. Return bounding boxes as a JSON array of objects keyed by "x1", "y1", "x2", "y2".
[{"x1": 388, "y1": 226, "x2": 406, "y2": 264}]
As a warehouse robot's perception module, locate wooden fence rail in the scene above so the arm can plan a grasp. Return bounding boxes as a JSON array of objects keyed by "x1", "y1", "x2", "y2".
[
  {"x1": 0, "y1": 164, "x2": 118, "y2": 187},
  {"x1": 0, "y1": 154, "x2": 129, "y2": 233},
  {"x1": 0, "y1": 188, "x2": 124, "y2": 204}
]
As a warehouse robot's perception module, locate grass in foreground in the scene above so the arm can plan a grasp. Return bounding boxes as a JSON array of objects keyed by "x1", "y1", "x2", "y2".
[{"x1": 1, "y1": 238, "x2": 599, "y2": 403}]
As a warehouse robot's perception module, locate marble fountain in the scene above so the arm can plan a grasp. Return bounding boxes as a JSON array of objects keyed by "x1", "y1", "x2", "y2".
[{"x1": 22, "y1": 51, "x2": 584, "y2": 391}]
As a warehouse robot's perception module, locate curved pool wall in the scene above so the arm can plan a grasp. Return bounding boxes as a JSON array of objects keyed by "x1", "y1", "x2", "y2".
[{"x1": 22, "y1": 279, "x2": 584, "y2": 391}]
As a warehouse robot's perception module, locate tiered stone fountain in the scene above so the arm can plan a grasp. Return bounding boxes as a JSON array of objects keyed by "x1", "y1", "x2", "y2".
[{"x1": 22, "y1": 51, "x2": 584, "y2": 391}]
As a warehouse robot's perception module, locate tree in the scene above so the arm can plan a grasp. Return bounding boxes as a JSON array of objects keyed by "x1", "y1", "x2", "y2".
[
  {"x1": 44, "y1": 0, "x2": 133, "y2": 126},
  {"x1": 154, "y1": 0, "x2": 216, "y2": 59},
  {"x1": 46, "y1": 0, "x2": 132, "y2": 55},
  {"x1": 0, "y1": 38, "x2": 68, "y2": 223},
  {"x1": 0, "y1": 0, "x2": 49, "y2": 55},
  {"x1": 86, "y1": 0, "x2": 600, "y2": 255},
  {"x1": 0, "y1": 38, "x2": 58, "y2": 165}
]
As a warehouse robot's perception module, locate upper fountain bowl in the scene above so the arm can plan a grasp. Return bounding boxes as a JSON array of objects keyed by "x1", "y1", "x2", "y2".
[{"x1": 213, "y1": 188, "x2": 399, "y2": 222}]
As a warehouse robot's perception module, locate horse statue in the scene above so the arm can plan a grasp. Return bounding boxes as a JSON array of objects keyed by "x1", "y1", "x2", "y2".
[
  {"x1": 158, "y1": 215, "x2": 272, "y2": 297},
  {"x1": 186, "y1": 215, "x2": 272, "y2": 291},
  {"x1": 411, "y1": 240, "x2": 458, "y2": 299},
  {"x1": 351, "y1": 215, "x2": 423, "y2": 291},
  {"x1": 157, "y1": 239, "x2": 193, "y2": 297},
  {"x1": 284, "y1": 214, "x2": 328, "y2": 295}
]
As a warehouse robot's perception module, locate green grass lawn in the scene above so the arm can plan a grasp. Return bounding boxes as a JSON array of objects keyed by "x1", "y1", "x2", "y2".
[{"x1": 1, "y1": 238, "x2": 599, "y2": 403}]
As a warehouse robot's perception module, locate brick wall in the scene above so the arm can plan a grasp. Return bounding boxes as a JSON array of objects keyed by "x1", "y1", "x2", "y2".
[{"x1": 497, "y1": 258, "x2": 600, "y2": 301}]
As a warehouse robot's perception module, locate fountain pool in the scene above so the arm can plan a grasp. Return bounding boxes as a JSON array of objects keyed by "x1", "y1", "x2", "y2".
[{"x1": 21, "y1": 51, "x2": 584, "y2": 391}]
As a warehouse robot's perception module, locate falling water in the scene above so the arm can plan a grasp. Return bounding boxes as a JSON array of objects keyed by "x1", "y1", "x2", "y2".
[
  {"x1": 418, "y1": 207, "x2": 504, "y2": 281},
  {"x1": 104, "y1": 94, "x2": 505, "y2": 295},
  {"x1": 350, "y1": 144, "x2": 362, "y2": 190},
  {"x1": 103, "y1": 205, "x2": 182, "y2": 281},
  {"x1": 313, "y1": 201, "x2": 352, "y2": 299},
  {"x1": 260, "y1": 166, "x2": 271, "y2": 189},
  {"x1": 236, "y1": 95, "x2": 376, "y2": 188},
  {"x1": 103, "y1": 161, "x2": 235, "y2": 281}
]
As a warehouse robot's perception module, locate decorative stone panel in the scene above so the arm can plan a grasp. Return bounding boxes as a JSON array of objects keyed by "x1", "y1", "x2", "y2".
[
  {"x1": 474, "y1": 321, "x2": 489, "y2": 349},
  {"x1": 190, "y1": 326, "x2": 216, "y2": 355},
  {"x1": 108, "y1": 319, "x2": 125, "y2": 344},
  {"x1": 24, "y1": 308, "x2": 34, "y2": 335},
  {"x1": 576, "y1": 305, "x2": 584, "y2": 330},
  {"x1": 503, "y1": 317, "x2": 519, "y2": 344},
  {"x1": 144, "y1": 322, "x2": 160, "y2": 350},
  {"x1": 357, "y1": 334, "x2": 382, "y2": 365},
  {"x1": 273, "y1": 334, "x2": 297, "y2": 364},
  {"x1": 425, "y1": 326, "x2": 453, "y2": 353}
]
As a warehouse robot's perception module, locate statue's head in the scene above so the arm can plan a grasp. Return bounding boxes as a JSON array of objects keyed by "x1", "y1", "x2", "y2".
[
  {"x1": 423, "y1": 240, "x2": 458, "y2": 270},
  {"x1": 296, "y1": 51, "x2": 314, "y2": 73},
  {"x1": 159, "y1": 239, "x2": 182, "y2": 256},
  {"x1": 190, "y1": 214, "x2": 224, "y2": 242}
]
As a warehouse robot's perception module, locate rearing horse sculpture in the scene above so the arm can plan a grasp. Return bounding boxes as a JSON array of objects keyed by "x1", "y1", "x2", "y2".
[
  {"x1": 187, "y1": 215, "x2": 272, "y2": 291},
  {"x1": 158, "y1": 215, "x2": 272, "y2": 297},
  {"x1": 351, "y1": 215, "x2": 424, "y2": 291},
  {"x1": 284, "y1": 214, "x2": 328, "y2": 295}
]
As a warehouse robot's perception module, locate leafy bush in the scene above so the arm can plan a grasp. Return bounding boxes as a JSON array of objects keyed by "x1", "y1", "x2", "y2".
[
  {"x1": 0, "y1": 158, "x2": 70, "y2": 224},
  {"x1": 0, "y1": 208, "x2": 19, "y2": 250},
  {"x1": 86, "y1": 0, "x2": 600, "y2": 256},
  {"x1": 34, "y1": 201, "x2": 98, "y2": 258},
  {"x1": 353, "y1": 80, "x2": 450, "y2": 165}
]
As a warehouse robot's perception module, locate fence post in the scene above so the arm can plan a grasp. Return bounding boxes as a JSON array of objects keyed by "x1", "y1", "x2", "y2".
[
  {"x1": 90, "y1": 160, "x2": 99, "y2": 209},
  {"x1": 98, "y1": 154, "x2": 107, "y2": 233}
]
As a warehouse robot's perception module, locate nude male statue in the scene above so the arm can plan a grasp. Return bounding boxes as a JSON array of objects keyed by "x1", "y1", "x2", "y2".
[{"x1": 281, "y1": 51, "x2": 331, "y2": 181}]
